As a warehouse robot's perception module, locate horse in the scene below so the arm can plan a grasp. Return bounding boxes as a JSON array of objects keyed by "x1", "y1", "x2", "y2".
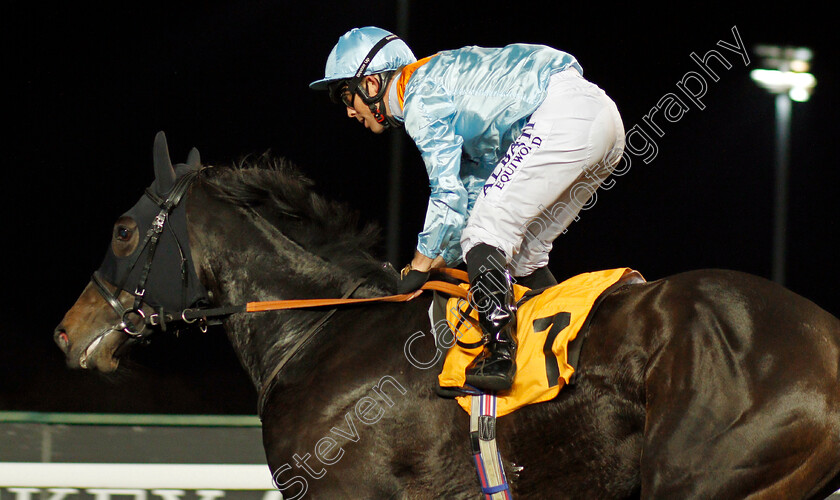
[{"x1": 55, "y1": 133, "x2": 840, "y2": 499}]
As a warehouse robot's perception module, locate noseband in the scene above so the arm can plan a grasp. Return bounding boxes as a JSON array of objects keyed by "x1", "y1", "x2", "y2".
[{"x1": 92, "y1": 169, "x2": 201, "y2": 338}]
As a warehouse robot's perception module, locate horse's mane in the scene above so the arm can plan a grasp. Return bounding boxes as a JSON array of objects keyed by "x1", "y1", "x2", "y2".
[{"x1": 198, "y1": 154, "x2": 397, "y2": 293}]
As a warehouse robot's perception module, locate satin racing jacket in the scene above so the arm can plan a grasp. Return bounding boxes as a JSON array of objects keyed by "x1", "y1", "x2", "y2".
[{"x1": 392, "y1": 44, "x2": 582, "y2": 264}]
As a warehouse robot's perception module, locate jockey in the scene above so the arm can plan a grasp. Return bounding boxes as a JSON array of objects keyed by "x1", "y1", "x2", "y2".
[{"x1": 310, "y1": 26, "x2": 625, "y2": 392}]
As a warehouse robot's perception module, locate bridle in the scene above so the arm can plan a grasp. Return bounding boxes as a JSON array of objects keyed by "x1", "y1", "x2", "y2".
[{"x1": 92, "y1": 168, "x2": 202, "y2": 338}]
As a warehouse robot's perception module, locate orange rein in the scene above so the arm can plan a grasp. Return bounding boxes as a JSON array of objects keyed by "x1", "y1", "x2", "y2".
[
  {"x1": 245, "y1": 268, "x2": 469, "y2": 313},
  {"x1": 253, "y1": 267, "x2": 470, "y2": 418}
]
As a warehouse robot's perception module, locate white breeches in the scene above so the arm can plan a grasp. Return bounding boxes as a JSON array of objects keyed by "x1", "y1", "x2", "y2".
[{"x1": 460, "y1": 69, "x2": 625, "y2": 277}]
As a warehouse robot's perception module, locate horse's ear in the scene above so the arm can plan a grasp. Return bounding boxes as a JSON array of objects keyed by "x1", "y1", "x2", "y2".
[
  {"x1": 152, "y1": 131, "x2": 176, "y2": 193},
  {"x1": 186, "y1": 147, "x2": 201, "y2": 169}
]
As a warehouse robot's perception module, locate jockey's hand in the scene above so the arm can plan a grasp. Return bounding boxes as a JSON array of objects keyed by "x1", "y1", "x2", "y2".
[
  {"x1": 398, "y1": 265, "x2": 430, "y2": 294},
  {"x1": 398, "y1": 252, "x2": 446, "y2": 295}
]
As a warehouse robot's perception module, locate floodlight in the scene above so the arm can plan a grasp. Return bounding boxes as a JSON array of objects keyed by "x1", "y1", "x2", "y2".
[
  {"x1": 752, "y1": 45, "x2": 816, "y2": 102},
  {"x1": 750, "y1": 44, "x2": 815, "y2": 285}
]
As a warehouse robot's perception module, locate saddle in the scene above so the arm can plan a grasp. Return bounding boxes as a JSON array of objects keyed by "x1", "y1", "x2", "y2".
[{"x1": 430, "y1": 267, "x2": 645, "y2": 416}]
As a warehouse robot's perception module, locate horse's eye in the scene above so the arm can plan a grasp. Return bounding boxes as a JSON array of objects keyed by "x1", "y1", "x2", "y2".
[
  {"x1": 115, "y1": 226, "x2": 132, "y2": 241},
  {"x1": 111, "y1": 217, "x2": 138, "y2": 257}
]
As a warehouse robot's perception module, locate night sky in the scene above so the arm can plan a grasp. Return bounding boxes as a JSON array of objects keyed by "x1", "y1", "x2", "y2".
[{"x1": 4, "y1": 2, "x2": 837, "y2": 414}]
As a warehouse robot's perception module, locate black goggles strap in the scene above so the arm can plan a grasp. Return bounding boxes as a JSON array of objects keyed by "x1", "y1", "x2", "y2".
[{"x1": 345, "y1": 34, "x2": 400, "y2": 96}]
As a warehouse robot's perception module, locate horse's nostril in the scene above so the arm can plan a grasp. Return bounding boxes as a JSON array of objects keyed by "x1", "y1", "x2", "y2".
[{"x1": 54, "y1": 328, "x2": 70, "y2": 351}]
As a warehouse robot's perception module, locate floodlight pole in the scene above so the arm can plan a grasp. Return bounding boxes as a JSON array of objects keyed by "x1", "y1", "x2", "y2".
[
  {"x1": 772, "y1": 93, "x2": 791, "y2": 285},
  {"x1": 751, "y1": 45, "x2": 815, "y2": 287}
]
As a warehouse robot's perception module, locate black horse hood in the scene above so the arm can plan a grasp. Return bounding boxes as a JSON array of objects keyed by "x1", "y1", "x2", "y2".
[{"x1": 96, "y1": 132, "x2": 208, "y2": 313}]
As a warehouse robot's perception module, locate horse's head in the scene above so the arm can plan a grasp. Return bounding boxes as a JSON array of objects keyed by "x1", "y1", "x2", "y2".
[{"x1": 54, "y1": 132, "x2": 208, "y2": 372}]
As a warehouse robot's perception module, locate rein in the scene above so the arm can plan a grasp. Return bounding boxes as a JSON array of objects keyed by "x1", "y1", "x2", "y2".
[
  {"x1": 149, "y1": 269, "x2": 469, "y2": 418},
  {"x1": 249, "y1": 269, "x2": 469, "y2": 418},
  {"x1": 147, "y1": 268, "x2": 470, "y2": 329},
  {"x1": 142, "y1": 256, "x2": 468, "y2": 417}
]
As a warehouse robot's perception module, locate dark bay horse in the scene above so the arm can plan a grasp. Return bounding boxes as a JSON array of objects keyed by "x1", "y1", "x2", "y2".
[{"x1": 55, "y1": 133, "x2": 840, "y2": 499}]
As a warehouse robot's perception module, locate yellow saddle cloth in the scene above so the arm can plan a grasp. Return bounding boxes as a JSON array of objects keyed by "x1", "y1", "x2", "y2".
[{"x1": 436, "y1": 268, "x2": 643, "y2": 416}]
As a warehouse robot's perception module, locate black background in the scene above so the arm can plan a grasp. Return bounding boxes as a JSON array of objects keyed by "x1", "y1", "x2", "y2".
[{"x1": 4, "y1": 2, "x2": 837, "y2": 415}]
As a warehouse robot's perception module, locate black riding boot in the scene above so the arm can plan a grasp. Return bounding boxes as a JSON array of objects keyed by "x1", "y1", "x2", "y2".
[{"x1": 464, "y1": 244, "x2": 518, "y2": 392}]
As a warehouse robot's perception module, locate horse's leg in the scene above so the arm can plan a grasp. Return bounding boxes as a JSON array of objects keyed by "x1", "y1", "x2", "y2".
[{"x1": 639, "y1": 272, "x2": 840, "y2": 499}]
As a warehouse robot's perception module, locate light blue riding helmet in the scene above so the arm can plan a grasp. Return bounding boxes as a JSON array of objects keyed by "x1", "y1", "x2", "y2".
[{"x1": 309, "y1": 26, "x2": 417, "y2": 91}]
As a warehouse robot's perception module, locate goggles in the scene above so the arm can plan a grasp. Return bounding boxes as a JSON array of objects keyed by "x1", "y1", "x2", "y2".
[{"x1": 328, "y1": 81, "x2": 355, "y2": 108}]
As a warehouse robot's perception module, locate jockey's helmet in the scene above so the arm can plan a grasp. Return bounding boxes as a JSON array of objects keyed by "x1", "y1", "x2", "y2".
[
  {"x1": 309, "y1": 26, "x2": 416, "y2": 90},
  {"x1": 310, "y1": 26, "x2": 416, "y2": 128}
]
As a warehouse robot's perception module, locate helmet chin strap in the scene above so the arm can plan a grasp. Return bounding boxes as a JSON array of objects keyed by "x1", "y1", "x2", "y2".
[
  {"x1": 361, "y1": 71, "x2": 403, "y2": 129},
  {"x1": 371, "y1": 101, "x2": 388, "y2": 125},
  {"x1": 369, "y1": 98, "x2": 403, "y2": 129}
]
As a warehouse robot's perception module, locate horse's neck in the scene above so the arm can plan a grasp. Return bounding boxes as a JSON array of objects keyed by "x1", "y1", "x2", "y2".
[{"x1": 186, "y1": 182, "x2": 371, "y2": 389}]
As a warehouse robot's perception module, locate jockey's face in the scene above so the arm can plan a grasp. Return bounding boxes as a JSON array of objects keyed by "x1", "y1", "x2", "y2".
[{"x1": 343, "y1": 76, "x2": 386, "y2": 134}]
